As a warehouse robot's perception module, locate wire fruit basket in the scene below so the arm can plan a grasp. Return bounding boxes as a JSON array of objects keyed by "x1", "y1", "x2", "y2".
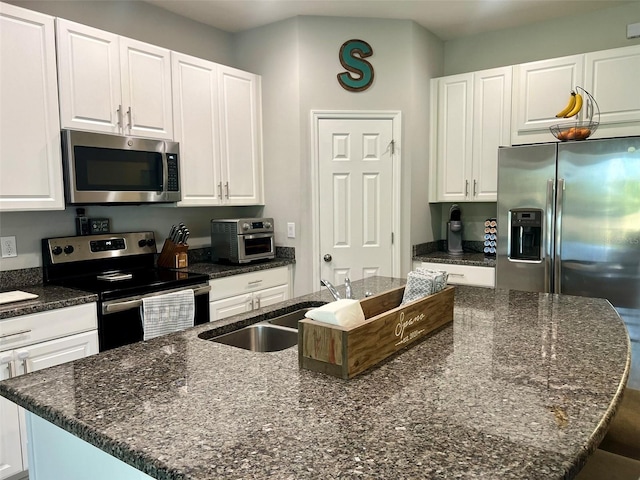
[{"x1": 549, "y1": 86, "x2": 599, "y2": 141}]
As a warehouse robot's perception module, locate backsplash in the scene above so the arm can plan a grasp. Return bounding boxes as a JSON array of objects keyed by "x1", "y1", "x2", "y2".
[
  {"x1": 0, "y1": 247, "x2": 296, "y2": 290},
  {"x1": 413, "y1": 240, "x2": 484, "y2": 257}
]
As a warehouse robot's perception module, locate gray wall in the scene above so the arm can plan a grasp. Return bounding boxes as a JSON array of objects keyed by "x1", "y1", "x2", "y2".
[
  {"x1": 444, "y1": 2, "x2": 640, "y2": 75},
  {"x1": 234, "y1": 16, "x2": 444, "y2": 294}
]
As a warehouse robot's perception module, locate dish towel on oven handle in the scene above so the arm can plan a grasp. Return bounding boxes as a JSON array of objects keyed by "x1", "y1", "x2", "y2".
[{"x1": 140, "y1": 289, "x2": 195, "y2": 341}]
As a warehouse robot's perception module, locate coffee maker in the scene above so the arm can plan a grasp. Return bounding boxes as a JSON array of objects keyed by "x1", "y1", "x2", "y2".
[{"x1": 447, "y1": 204, "x2": 463, "y2": 255}]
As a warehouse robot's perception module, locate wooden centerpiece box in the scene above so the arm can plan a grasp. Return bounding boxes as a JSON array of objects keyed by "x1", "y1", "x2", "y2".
[{"x1": 298, "y1": 285, "x2": 455, "y2": 379}]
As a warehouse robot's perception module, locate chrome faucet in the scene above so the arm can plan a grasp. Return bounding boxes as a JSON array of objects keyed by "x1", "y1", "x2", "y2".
[
  {"x1": 320, "y1": 279, "x2": 341, "y2": 301},
  {"x1": 344, "y1": 277, "x2": 353, "y2": 300},
  {"x1": 321, "y1": 278, "x2": 354, "y2": 300}
]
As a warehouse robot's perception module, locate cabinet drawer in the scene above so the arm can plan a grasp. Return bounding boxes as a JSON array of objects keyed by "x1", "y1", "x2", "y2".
[
  {"x1": 209, "y1": 267, "x2": 289, "y2": 301},
  {"x1": 418, "y1": 262, "x2": 495, "y2": 288},
  {"x1": 0, "y1": 303, "x2": 97, "y2": 351}
]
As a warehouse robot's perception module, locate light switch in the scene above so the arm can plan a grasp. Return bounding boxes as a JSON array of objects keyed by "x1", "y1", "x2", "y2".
[{"x1": 287, "y1": 222, "x2": 296, "y2": 238}]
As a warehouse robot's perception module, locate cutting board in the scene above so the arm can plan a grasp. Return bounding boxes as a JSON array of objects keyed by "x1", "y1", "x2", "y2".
[{"x1": 0, "y1": 290, "x2": 39, "y2": 305}]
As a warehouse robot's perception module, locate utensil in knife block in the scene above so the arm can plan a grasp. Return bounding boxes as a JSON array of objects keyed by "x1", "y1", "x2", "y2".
[{"x1": 157, "y1": 239, "x2": 189, "y2": 268}]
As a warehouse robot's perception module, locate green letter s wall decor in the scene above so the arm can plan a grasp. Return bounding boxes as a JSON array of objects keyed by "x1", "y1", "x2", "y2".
[{"x1": 337, "y1": 39, "x2": 374, "y2": 92}]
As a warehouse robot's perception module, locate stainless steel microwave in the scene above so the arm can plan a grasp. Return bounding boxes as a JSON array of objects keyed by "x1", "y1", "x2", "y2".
[{"x1": 61, "y1": 129, "x2": 181, "y2": 204}]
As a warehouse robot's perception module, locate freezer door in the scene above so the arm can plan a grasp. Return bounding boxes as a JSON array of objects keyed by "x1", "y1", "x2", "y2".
[
  {"x1": 496, "y1": 143, "x2": 557, "y2": 292},
  {"x1": 557, "y1": 137, "x2": 640, "y2": 309}
]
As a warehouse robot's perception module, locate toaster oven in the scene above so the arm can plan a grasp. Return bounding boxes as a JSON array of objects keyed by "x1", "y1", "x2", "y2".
[{"x1": 210, "y1": 218, "x2": 275, "y2": 264}]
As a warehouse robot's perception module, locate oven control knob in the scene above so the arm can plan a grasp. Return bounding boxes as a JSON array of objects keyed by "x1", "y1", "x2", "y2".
[
  {"x1": 242, "y1": 223, "x2": 250, "y2": 231},
  {"x1": 146, "y1": 238, "x2": 155, "y2": 247},
  {"x1": 138, "y1": 239, "x2": 146, "y2": 247},
  {"x1": 52, "y1": 246, "x2": 63, "y2": 255},
  {"x1": 63, "y1": 245, "x2": 74, "y2": 255},
  {"x1": 264, "y1": 221, "x2": 272, "y2": 229}
]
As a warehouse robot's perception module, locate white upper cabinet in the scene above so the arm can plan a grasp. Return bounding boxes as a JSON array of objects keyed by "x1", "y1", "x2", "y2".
[
  {"x1": 172, "y1": 54, "x2": 264, "y2": 206},
  {"x1": 511, "y1": 54, "x2": 584, "y2": 144},
  {"x1": 172, "y1": 52, "x2": 223, "y2": 206},
  {"x1": 218, "y1": 65, "x2": 264, "y2": 205},
  {"x1": 430, "y1": 66, "x2": 511, "y2": 202},
  {"x1": 0, "y1": 3, "x2": 64, "y2": 212},
  {"x1": 512, "y1": 45, "x2": 640, "y2": 144},
  {"x1": 584, "y1": 44, "x2": 640, "y2": 139},
  {"x1": 56, "y1": 19, "x2": 173, "y2": 140}
]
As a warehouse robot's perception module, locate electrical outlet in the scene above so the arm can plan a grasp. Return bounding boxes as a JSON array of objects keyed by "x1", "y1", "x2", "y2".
[
  {"x1": 287, "y1": 222, "x2": 296, "y2": 239},
  {"x1": 1, "y1": 236, "x2": 17, "y2": 258}
]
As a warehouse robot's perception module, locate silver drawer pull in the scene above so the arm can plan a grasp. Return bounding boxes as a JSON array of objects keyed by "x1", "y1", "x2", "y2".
[
  {"x1": 0, "y1": 329, "x2": 31, "y2": 340},
  {"x1": 448, "y1": 273, "x2": 465, "y2": 277},
  {"x1": 247, "y1": 280, "x2": 263, "y2": 285}
]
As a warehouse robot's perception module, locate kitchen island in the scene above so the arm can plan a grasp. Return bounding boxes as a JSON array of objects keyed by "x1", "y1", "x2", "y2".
[{"x1": 0, "y1": 277, "x2": 630, "y2": 479}]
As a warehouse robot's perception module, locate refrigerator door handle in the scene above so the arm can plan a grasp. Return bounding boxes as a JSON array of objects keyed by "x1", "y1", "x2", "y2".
[
  {"x1": 545, "y1": 179, "x2": 554, "y2": 293},
  {"x1": 554, "y1": 178, "x2": 565, "y2": 294}
]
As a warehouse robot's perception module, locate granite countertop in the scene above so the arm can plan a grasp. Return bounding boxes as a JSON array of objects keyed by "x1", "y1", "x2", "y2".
[
  {"x1": 0, "y1": 278, "x2": 630, "y2": 480},
  {"x1": 0, "y1": 285, "x2": 98, "y2": 320},
  {"x1": 184, "y1": 257, "x2": 295, "y2": 279},
  {"x1": 0, "y1": 259, "x2": 294, "y2": 319},
  {"x1": 414, "y1": 251, "x2": 496, "y2": 267}
]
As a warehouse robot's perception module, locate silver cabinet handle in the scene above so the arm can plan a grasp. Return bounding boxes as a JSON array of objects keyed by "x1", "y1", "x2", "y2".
[
  {"x1": 224, "y1": 182, "x2": 229, "y2": 199},
  {"x1": 126, "y1": 106, "x2": 132, "y2": 132},
  {"x1": 0, "y1": 329, "x2": 31, "y2": 340},
  {"x1": 16, "y1": 350, "x2": 29, "y2": 375},
  {"x1": 0, "y1": 353, "x2": 15, "y2": 379},
  {"x1": 465, "y1": 180, "x2": 469, "y2": 197},
  {"x1": 247, "y1": 280, "x2": 263, "y2": 285},
  {"x1": 255, "y1": 296, "x2": 261, "y2": 309},
  {"x1": 116, "y1": 104, "x2": 123, "y2": 130},
  {"x1": 218, "y1": 182, "x2": 223, "y2": 199},
  {"x1": 473, "y1": 179, "x2": 477, "y2": 197}
]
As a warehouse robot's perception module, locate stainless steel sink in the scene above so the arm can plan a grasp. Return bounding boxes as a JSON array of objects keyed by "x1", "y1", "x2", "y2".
[
  {"x1": 266, "y1": 308, "x2": 312, "y2": 329},
  {"x1": 211, "y1": 324, "x2": 298, "y2": 352},
  {"x1": 202, "y1": 306, "x2": 318, "y2": 352}
]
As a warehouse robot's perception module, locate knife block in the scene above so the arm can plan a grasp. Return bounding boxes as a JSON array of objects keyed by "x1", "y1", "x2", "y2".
[{"x1": 157, "y1": 239, "x2": 188, "y2": 268}]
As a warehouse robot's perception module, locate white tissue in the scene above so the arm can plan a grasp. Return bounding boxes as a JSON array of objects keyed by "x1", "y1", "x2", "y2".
[{"x1": 304, "y1": 299, "x2": 365, "y2": 328}]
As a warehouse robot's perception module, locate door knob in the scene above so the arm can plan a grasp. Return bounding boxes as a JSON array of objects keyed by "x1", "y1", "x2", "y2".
[{"x1": 323, "y1": 254, "x2": 332, "y2": 262}]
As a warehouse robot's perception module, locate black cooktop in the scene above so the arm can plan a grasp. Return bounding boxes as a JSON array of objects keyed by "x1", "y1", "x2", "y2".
[{"x1": 54, "y1": 268, "x2": 210, "y2": 302}]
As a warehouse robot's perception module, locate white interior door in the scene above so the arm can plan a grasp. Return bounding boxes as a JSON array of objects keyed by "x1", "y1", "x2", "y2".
[{"x1": 318, "y1": 118, "x2": 394, "y2": 286}]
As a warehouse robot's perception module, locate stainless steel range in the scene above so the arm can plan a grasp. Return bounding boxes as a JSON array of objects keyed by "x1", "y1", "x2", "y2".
[{"x1": 42, "y1": 232, "x2": 210, "y2": 351}]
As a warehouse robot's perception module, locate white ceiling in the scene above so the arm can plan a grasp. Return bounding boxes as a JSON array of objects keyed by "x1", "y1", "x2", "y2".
[{"x1": 144, "y1": 0, "x2": 633, "y2": 40}]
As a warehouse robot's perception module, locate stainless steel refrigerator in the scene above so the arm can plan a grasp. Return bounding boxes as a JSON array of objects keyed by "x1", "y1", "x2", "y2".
[{"x1": 496, "y1": 136, "x2": 640, "y2": 386}]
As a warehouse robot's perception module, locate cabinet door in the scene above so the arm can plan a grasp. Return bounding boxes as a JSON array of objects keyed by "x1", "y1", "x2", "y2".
[
  {"x1": 471, "y1": 67, "x2": 512, "y2": 202},
  {"x1": 210, "y1": 293, "x2": 253, "y2": 321},
  {"x1": 16, "y1": 331, "x2": 99, "y2": 376},
  {"x1": 218, "y1": 66, "x2": 263, "y2": 205},
  {"x1": 585, "y1": 45, "x2": 640, "y2": 138},
  {"x1": 120, "y1": 38, "x2": 173, "y2": 140},
  {"x1": 56, "y1": 18, "x2": 121, "y2": 134},
  {"x1": 172, "y1": 52, "x2": 223, "y2": 206},
  {"x1": 512, "y1": 54, "x2": 584, "y2": 144},
  {"x1": 253, "y1": 285, "x2": 289, "y2": 310},
  {"x1": 0, "y1": 351, "x2": 24, "y2": 480},
  {"x1": 0, "y1": 4, "x2": 64, "y2": 212},
  {"x1": 435, "y1": 73, "x2": 473, "y2": 202}
]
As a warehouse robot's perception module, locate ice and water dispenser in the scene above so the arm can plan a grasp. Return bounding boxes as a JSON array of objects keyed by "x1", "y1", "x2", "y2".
[{"x1": 509, "y1": 209, "x2": 542, "y2": 261}]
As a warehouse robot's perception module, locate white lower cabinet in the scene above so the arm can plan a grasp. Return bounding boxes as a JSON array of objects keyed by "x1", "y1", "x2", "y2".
[
  {"x1": 0, "y1": 303, "x2": 98, "y2": 480},
  {"x1": 414, "y1": 261, "x2": 495, "y2": 288},
  {"x1": 209, "y1": 268, "x2": 291, "y2": 321}
]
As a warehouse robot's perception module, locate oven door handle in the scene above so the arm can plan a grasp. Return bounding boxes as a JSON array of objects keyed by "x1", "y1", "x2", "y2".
[
  {"x1": 102, "y1": 285, "x2": 210, "y2": 315},
  {"x1": 242, "y1": 233, "x2": 273, "y2": 240}
]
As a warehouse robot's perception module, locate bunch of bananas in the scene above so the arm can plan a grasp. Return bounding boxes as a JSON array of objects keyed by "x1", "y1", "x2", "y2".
[{"x1": 556, "y1": 90, "x2": 583, "y2": 118}]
